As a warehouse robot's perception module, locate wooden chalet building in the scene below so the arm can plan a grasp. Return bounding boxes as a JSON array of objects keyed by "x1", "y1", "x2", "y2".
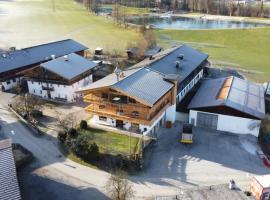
[
  {"x1": 22, "y1": 53, "x2": 98, "y2": 103},
  {"x1": 0, "y1": 39, "x2": 88, "y2": 91},
  {"x1": 79, "y1": 45, "x2": 209, "y2": 135},
  {"x1": 78, "y1": 67, "x2": 177, "y2": 135}
]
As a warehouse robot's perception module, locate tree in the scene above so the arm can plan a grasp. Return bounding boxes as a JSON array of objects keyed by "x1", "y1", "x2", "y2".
[
  {"x1": 105, "y1": 171, "x2": 134, "y2": 200},
  {"x1": 56, "y1": 111, "x2": 77, "y2": 132},
  {"x1": 12, "y1": 94, "x2": 42, "y2": 118}
]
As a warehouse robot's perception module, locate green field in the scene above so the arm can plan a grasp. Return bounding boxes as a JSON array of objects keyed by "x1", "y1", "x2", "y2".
[
  {"x1": 80, "y1": 128, "x2": 139, "y2": 156},
  {"x1": 0, "y1": 0, "x2": 140, "y2": 52},
  {"x1": 157, "y1": 27, "x2": 270, "y2": 82}
]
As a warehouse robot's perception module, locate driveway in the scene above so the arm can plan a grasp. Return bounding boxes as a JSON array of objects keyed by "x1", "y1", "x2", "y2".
[{"x1": 140, "y1": 122, "x2": 269, "y2": 190}]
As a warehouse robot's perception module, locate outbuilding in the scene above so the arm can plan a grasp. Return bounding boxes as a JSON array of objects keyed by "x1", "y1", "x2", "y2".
[
  {"x1": 250, "y1": 175, "x2": 270, "y2": 200},
  {"x1": 188, "y1": 76, "x2": 265, "y2": 137}
]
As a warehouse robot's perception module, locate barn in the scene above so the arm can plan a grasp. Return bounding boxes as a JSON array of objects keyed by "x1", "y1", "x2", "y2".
[{"x1": 188, "y1": 76, "x2": 265, "y2": 137}]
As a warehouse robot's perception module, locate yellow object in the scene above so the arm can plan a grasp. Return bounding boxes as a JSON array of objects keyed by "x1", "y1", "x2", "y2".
[{"x1": 180, "y1": 139, "x2": 193, "y2": 144}]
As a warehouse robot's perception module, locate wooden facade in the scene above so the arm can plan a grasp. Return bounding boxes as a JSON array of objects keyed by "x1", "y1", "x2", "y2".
[{"x1": 84, "y1": 86, "x2": 174, "y2": 126}]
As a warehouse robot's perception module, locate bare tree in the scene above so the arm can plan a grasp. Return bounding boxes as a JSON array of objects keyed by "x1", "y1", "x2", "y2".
[
  {"x1": 105, "y1": 171, "x2": 134, "y2": 200},
  {"x1": 56, "y1": 111, "x2": 77, "y2": 132}
]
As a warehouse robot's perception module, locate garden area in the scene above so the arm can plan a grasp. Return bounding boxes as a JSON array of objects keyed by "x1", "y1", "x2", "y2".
[{"x1": 58, "y1": 120, "x2": 143, "y2": 172}]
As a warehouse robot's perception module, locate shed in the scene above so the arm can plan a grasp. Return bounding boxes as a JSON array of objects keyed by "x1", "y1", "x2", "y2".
[
  {"x1": 188, "y1": 76, "x2": 265, "y2": 137},
  {"x1": 250, "y1": 175, "x2": 270, "y2": 200}
]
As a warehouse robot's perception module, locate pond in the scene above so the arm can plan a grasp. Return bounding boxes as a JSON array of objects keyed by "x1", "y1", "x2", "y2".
[{"x1": 126, "y1": 16, "x2": 269, "y2": 30}]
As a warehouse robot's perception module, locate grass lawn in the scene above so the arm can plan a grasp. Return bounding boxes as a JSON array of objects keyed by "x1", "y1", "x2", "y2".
[
  {"x1": 0, "y1": 0, "x2": 140, "y2": 53},
  {"x1": 156, "y1": 27, "x2": 270, "y2": 82},
  {"x1": 80, "y1": 128, "x2": 139, "y2": 156}
]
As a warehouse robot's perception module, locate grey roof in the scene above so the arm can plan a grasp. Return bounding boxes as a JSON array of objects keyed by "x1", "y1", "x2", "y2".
[
  {"x1": 78, "y1": 67, "x2": 174, "y2": 107},
  {"x1": 130, "y1": 45, "x2": 208, "y2": 82},
  {"x1": 188, "y1": 76, "x2": 265, "y2": 119},
  {"x1": 0, "y1": 39, "x2": 88, "y2": 74},
  {"x1": 41, "y1": 53, "x2": 97, "y2": 80},
  {"x1": 0, "y1": 139, "x2": 21, "y2": 200}
]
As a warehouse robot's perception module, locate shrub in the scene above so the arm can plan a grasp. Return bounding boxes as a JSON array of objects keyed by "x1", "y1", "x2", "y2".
[
  {"x1": 80, "y1": 120, "x2": 88, "y2": 129},
  {"x1": 67, "y1": 128, "x2": 78, "y2": 139},
  {"x1": 70, "y1": 135, "x2": 89, "y2": 158},
  {"x1": 87, "y1": 142, "x2": 99, "y2": 161},
  {"x1": 58, "y1": 131, "x2": 67, "y2": 144},
  {"x1": 30, "y1": 110, "x2": 43, "y2": 118}
]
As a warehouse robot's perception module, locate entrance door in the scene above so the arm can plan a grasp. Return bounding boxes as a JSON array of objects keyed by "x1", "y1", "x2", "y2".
[
  {"x1": 116, "y1": 120, "x2": 124, "y2": 129},
  {"x1": 197, "y1": 112, "x2": 218, "y2": 130},
  {"x1": 47, "y1": 91, "x2": 51, "y2": 99}
]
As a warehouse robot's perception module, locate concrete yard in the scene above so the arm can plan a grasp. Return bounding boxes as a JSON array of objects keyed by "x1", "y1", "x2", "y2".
[{"x1": 139, "y1": 122, "x2": 269, "y2": 192}]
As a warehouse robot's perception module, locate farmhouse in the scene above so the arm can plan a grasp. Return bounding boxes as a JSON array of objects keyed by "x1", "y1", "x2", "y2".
[
  {"x1": 0, "y1": 139, "x2": 21, "y2": 200},
  {"x1": 79, "y1": 67, "x2": 177, "y2": 135},
  {"x1": 188, "y1": 76, "x2": 265, "y2": 137},
  {"x1": 22, "y1": 53, "x2": 98, "y2": 102},
  {"x1": 0, "y1": 39, "x2": 88, "y2": 91},
  {"x1": 79, "y1": 45, "x2": 209, "y2": 135}
]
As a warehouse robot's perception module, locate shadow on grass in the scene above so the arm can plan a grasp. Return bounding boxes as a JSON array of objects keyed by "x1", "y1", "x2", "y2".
[{"x1": 59, "y1": 143, "x2": 141, "y2": 175}]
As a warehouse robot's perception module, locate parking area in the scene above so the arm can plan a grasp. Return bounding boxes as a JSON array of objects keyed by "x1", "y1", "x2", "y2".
[{"x1": 141, "y1": 122, "x2": 269, "y2": 190}]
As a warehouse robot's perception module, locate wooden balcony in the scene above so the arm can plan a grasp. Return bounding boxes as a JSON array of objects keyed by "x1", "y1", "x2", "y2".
[{"x1": 85, "y1": 102, "x2": 171, "y2": 126}]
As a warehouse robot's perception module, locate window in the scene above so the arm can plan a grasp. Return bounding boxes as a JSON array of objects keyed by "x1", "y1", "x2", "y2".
[
  {"x1": 99, "y1": 105, "x2": 105, "y2": 109},
  {"x1": 132, "y1": 111, "x2": 140, "y2": 117},
  {"x1": 129, "y1": 98, "x2": 136, "y2": 104},
  {"x1": 12, "y1": 78, "x2": 16, "y2": 82},
  {"x1": 31, "y1": 81, "x2": 34, "y2": 84},
  {"x1": 6, "y1": 81, "x2": 10, "y2": 85},
  {"x1": 40, "y1": 90, "x2": 42, "y2": 94},
  {"x1": 33, "y1": 89, "x2": 35, "y2": 93},
  {"x1": 101, "y1": 93, "x2": 108, "y2": 99},
  {"x1": 99, "y1": 116, "x2": 107, "y2": 121},
  {"x1": 38, "y1": 82, "x2": 41, "y2": 85}
]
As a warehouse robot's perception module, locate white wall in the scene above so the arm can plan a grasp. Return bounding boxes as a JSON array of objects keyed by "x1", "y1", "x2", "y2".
[
  {"x1": 175, "y1": 112, "x2": 189, "y2": 122},
  {"x1": 27, "y1": 74, "x2": 92, "y2": 102},
  {"x1": 176, "y1": 69, "x2": 203, "y2": 104},
  {"x1": 93, "y1": 111, "x2": 166, "y2": 136},
  {"x1": 189, "y1": 110, "x2": 261, "y2": 137},
  {"x1": 0, "y1": 77, "x2": 21, "y2": 91},
  {"x1": 165, "y1": 104, "x2": 176, "y2": 123}
]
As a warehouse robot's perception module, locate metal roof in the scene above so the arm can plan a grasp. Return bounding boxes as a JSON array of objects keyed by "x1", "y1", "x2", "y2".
[
  {"x1": 0, "y1": 39, "x2": 88, "y2": 74},
  {"x1": 188, "y1": 76, "x2": 265, "y2": 119},
  {"x1": 0, "y1": 139, "x2": 21, "y2": 200},
  {"x1": 41, "y1": 53, "x2": 97, "y2": 80},
  {"x1": 114, "y1": 68, "x2": 173, "y2": 106},
  {"x1": 130, "y1": 45, "x2": 208, "y2": 82},
  {"x1": 78, "y1": 67, "x2": 174, "y2": 107}
]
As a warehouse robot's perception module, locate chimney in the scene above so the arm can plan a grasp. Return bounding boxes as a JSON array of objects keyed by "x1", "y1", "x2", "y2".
[
  {"x1": 63, "y1": 55, "x2": 68, "y2": 61},
  {"x1": 178, "y1": 54, "x2": 184, "y2": 60},
  {"x1": 114, "y1": 67, "x2": 122, "y2": 82},
  {"x1": 176, "y1": 61, "x2": 180, "y2": 69}
]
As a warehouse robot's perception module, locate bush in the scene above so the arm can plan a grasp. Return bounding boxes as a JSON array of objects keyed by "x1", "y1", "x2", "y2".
[
  {"x1": 67, "y1": 128, "x2": 78, "y2": 139},
  {"x1": 58, "y1": 132, "x2": 67, "y2": 144},
  {"x1": 70, "y1": 135, "x2": 89, "y2": 158},
  {"x1": 87, "y1": 142, "x2": 99, "y2": 161},
  {"x1": 30, "y1": 110, "x2": 43, "y2": 118},
  {"x1": 80, "y1": 120, "x2": 88, "y2": 129}
]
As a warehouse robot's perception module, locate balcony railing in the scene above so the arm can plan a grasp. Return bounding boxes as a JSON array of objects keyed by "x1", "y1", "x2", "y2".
[{"x1": 85, "y1": 102, "x2": 171, "y2": 125}]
